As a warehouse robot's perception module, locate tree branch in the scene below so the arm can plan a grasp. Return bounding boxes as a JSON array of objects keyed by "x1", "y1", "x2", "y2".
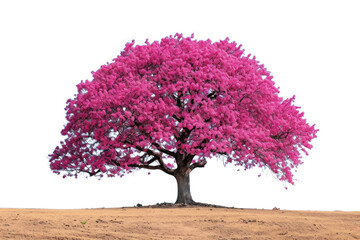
[
  {"x1": 190, "y1": 159, "x2": 207, "y2": 170},
  {"x1": 270, "y1": 131, "x2": 290, "y2": 140},
  {"x1": 85, "y1": 169, "x2": 101, "y2": 176},
  {"x1": 184, "y1": 154, "x2": 195, "y2": 166},
  {"x1": 207, "y1": 91, "x2": 218, "y2": 99},
  {"x1": 130, "y1": 159, "x2": 175, "y2": 175},
  {"x1": 172, "y1": 114, "x2": 183, "y2": 122},
  {"x1": 129, "y1": 164, "x2": 163, "y2": 171},
  {"x1": 194, "y1": 139, "x2": 209, "y2": 149},
  {"x1": 146, "y1": 156, "x2": 157, "y2": 165},
  {"x1": 152, "y1": 142, "x2": 177, "y2": 158},
  {"x1": 156, "y1": 155, "x2": 175, "y2": 175},
  {"x1": 132, "y1": 145, "x2": 161, "y2": 158}
]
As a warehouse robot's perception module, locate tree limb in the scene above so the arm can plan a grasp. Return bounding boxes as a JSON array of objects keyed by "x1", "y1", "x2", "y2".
[
  {"x1": 152, "y1": 142, "x2": 177, "y2": 158},
  {"x1": 130, "y1": 159, "x2": 175, "y2": 175},
  {"x1": 129, "y1": 164, "x2": 163, "y2": 171},
  {"x1": 85, "y1": 169, "x2": 101, "y2": 176},
  {"x1": 172, "y1": 114, "x2": 183, "y2": 122},
  {"x1": 156, "y1": 155, "x2": 175, "y2": 175},
  {"x1": 190, "y1": 159, "x2": 207, "y2": 170},
  {"x1": 207, "y1": 90, "x2": 218, "y2": 99},
  {"x1": 146, "y1": 156, "x2": 157, "y2": 165}
]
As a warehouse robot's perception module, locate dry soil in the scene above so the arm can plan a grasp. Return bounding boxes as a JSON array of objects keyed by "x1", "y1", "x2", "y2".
[{"x1": 0, "y1": 206, "x2": 359, "y2": 239}]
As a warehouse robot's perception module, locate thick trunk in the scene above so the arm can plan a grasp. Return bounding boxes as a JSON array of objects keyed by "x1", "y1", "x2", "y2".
[{"x1": 174, "y1": 171, "x2": 194, "y2": 204}]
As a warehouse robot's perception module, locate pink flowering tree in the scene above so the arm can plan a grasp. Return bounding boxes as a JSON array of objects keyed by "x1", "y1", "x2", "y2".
[{"x1": 49, "y1": 34, "x2": 318, "y2": 204}]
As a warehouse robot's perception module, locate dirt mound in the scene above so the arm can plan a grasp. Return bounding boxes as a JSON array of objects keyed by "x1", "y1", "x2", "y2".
[{"x1": 134, "y1": 202, "x2": 233, "y2": 208}]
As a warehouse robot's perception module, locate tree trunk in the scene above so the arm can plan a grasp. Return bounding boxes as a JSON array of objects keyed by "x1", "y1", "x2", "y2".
[{"x1": 174, "y1": 170, "x2": 194, "y2": 204}]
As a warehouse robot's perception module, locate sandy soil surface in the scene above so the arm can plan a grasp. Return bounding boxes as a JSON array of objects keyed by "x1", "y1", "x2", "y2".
[{"x1": 0, "y1": 206, "x2": 359, "y2": 239}]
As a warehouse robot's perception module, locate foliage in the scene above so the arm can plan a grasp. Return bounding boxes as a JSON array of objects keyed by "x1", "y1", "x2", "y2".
[{"x1": 49, "y1": 33, "x2": 318, "y2": 184}]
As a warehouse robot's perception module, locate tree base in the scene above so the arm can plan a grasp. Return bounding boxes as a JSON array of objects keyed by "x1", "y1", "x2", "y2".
[{"x1": 134, "y1": 202, "x2": 231, "y2": 208}]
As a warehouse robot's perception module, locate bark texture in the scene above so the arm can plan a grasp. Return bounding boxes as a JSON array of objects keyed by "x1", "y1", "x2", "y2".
[{"x1": 174, "y1": 170, "x2": 194, "y2": 204}]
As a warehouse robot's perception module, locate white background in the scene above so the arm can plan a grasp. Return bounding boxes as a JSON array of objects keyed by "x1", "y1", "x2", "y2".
[{"x1": 1, "y1": 0, "x2": 359, "y2": 211}]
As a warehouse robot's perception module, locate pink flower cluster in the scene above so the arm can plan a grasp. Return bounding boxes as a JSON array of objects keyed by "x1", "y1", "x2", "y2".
[{"x1": 49, "y1": 33, "x2": 318, "y2": 183}]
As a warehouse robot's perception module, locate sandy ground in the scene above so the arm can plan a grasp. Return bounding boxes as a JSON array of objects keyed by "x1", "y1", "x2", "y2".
[{"x1": 0, "y1": 206, "x2": 359, "y2": 239}]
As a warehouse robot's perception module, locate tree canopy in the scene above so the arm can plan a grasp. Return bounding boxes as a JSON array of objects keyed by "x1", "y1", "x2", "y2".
[{"x1": 49, "y1": 34, "x2": 317, "y2": 192}]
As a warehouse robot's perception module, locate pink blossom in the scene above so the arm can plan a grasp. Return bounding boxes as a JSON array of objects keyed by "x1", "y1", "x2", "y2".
[{"x1": 49, "y1": 34, "x2": 318, "y2": 185}]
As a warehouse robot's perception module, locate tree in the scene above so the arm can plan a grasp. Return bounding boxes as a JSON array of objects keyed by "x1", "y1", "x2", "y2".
[{"x1": 49, "y1": 34, "x2": 318, "y2": 204}]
